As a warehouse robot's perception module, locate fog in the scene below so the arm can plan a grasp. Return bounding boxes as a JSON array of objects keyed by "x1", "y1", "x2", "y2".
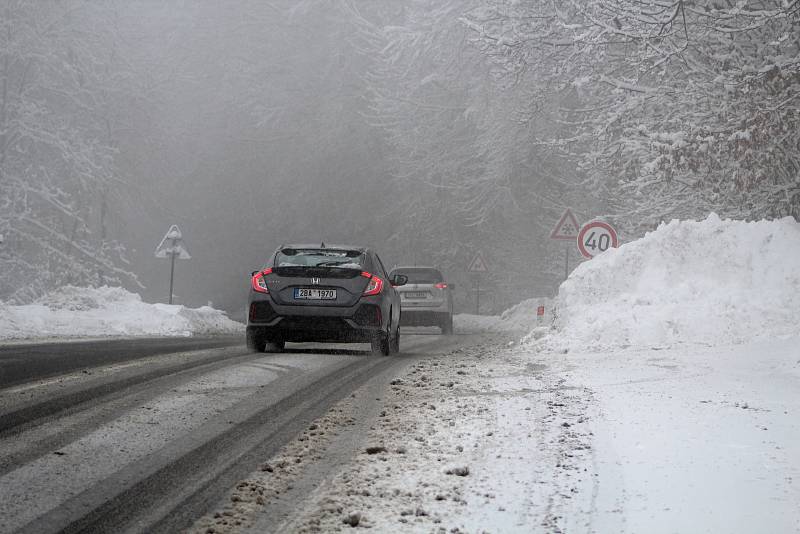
[
  {"x1": 2, "y1": 0, "x2": 797, "y2": 315},
  {"x1": 111, "y1": 2, "x2": 404, "y2": 314}
]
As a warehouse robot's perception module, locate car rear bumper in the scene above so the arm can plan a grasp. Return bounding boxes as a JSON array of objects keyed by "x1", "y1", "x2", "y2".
[
  {"x1": 247, "y1": 297, "x2": 384, "y2": 343},
  {"x1": 246, "y1": 322, "x2": 379, "y2": 343},
  {"x1": 399, "y1": 299, "x2": 450, "y2": 313},
  {"x1": 400, "y1": 310, "x2": 450, "y2": 327}
]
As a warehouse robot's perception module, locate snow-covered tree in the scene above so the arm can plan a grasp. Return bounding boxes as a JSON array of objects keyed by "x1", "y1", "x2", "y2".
[
  {"x1": 463, "y1": 0, "x2": 800, "y2": 229},
  {"x1": 343, "y1": 0, "x2": 589, "y2": 299},
  {"x1": 0, "y1": 1, "x2": 137, "y2": 302}
]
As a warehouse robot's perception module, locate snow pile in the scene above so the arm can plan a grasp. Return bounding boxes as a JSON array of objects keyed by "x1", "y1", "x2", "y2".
[
  {"x1": 0, "y1": 286, "x2": 243, "y2": 340},
  {"x1": 455, "y1": 297, "x2": 552, "y2": 333},
  {"x1": 534, "y1": 214, "x2": 800, "y2": 351}
]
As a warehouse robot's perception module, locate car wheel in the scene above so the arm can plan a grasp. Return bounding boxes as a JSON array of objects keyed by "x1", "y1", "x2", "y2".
[
  {"x1": 246, "y1": 329, "x2": 266, "y2": 352},
  {"x1": 441, "y1": 314, "x2": 454, "y2": 335},
  {"x1": 390, "y1": 325, "x2": 400, "y2": 354},
  {"x1": 264, "y1": 340, "x2": 285, "y2": 353},
  {"x1": 371, "y1": 331, "x2": 391, "y2": 356}
]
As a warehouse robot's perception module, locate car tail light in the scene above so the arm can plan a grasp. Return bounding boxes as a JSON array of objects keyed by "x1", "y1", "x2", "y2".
[
  {"x1": 251, "y1": 268, "x2": 273, "y2": 293},
  {"x1": 435, "y1": 282, "x2": 448, "y2": 289},
  {"x1": 361, "y1": 271, "x2": 384, "y2": 296}
]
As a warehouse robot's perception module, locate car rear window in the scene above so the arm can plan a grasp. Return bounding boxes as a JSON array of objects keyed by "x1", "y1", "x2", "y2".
[
  {"x1": 391, "y1": 268, "x2": 443, "y2": 284},
  {"x1": 275, "y1": 248, "x2": 365, "y2": 269}
]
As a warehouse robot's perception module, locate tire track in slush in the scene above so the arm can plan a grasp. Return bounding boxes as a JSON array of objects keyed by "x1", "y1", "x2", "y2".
[
  {"x1": 0, "y1": 346, "x2": 255, "y2": 439},
  {"x1": 0, "y1": 348, "x2": 273, "y2": 474},
  {"x1": 15, "y1": 355, "x2": 404, "y2": 534}
]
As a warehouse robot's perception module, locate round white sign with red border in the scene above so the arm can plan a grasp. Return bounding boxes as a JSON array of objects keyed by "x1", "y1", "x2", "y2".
[{"x1": 577, "y1": 221, "x2": 619, "y2": 259}]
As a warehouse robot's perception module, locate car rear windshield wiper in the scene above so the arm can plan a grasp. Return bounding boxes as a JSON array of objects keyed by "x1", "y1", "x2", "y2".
[{"x1": 315, "y1": 261, "x2": 359, "y2": 268}]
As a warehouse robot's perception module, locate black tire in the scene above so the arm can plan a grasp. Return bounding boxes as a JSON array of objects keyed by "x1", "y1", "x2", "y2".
[
  {"x1": 390, "y1": 325, "x2": 400, "y2": 354},
  {"x1": 264, "y1": 340, "x2": 285, "y2": 353},
  {"x1": 246, "y1": 329, "x2": 266, "y2": 352},
  {"x1": 441, "y1": 314, "x2": 454, "y2": 335},
  {"x1": 371, "y1": 331, "x2": 391, "y2": 356}
]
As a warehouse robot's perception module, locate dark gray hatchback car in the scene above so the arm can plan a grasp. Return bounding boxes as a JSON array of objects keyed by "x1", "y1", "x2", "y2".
[{"x1": 246, "y1": 244, "x2": 406, "y2": 355}]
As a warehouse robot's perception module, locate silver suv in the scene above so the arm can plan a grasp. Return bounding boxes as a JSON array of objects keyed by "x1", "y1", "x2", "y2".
[{"x1": 390, "y1": 266, "x2": 454, "y2": 334}]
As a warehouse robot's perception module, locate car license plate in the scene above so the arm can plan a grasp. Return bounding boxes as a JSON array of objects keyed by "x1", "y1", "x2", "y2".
[
  {"x1": 294, "y1": 288, "x2": 337, "y2": 300},
  {"x1": 404, "y1": 291, "x2": 427, "y2": 299}
]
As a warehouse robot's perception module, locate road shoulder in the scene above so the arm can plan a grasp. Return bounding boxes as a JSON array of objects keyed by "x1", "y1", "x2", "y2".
[{"x1": 190, "y1": 333, "x2": 599, "y2": 533}]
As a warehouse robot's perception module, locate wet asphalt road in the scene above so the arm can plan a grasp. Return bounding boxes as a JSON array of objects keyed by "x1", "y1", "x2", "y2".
[
  {"x1": 0, "y1": 336, "x2": 241, "y2": 388},
  {"x1": 0, "y1": 332, "x2": 478, "y2": 534}
]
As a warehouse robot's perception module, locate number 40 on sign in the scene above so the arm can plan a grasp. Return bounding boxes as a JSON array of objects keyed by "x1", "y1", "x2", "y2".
[{"x1": 577, "y1": 221, "x2": 619, "y2": 259}]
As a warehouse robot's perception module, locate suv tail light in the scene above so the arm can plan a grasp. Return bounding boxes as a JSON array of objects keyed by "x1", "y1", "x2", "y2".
[
  {"x1": 361, "y1": 271, "x2": 384, "y2": 296},
  {"x1": 435, "y1": 282, "x2": 448, "y2": 289},
  {"x1": 251, "y1": 268, "x2": 273, "y2": 293}
]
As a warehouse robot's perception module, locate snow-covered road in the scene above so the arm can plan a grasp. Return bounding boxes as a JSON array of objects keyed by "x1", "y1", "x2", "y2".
[
  {"x1": 190, "y1": 334, "x2": 799, "y2": 534},
  {"x1": 0, "y1": 333, "x2": 493, "y2": 533}
]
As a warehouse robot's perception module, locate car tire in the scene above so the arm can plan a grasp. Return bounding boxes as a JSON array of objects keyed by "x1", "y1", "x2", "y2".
[
  {"x1": 441, "y1": 314, "x2": 454, "y2": 335},
  {"x1": 371, "y1": 331, "x2": 391, "y2": 356},
  {"x1": 390, "y1": 325, "x2": 400, "y2": 354},
  {"x1": 246, "y1": 329, "x2": 266, "y2": 352},
  {"x1": 264, "y1": 340, "x2": 285, "y2": 353}
]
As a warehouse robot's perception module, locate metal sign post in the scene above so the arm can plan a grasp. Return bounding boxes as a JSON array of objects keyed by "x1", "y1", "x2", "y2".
[
  {"x1": 467, "y1": 252, "x2": 489, "y2": 315},
  {"x1": 155, "y1": 225, "x2": 191, "y2": 305},
  {"x1": 475, "y1": 276, "x2": 480, "y2": 315},
  {"x1": 168, "y1": 251, "x2": 177, "y2": 305}
]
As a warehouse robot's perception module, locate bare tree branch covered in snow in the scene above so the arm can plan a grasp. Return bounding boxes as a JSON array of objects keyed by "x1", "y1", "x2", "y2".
[
  {"x1": 463, "y1": 0, "x2": 800, "y2": 229},
  {"x1": 345, "y1": 0, "x2": 584, "y2": 293},
  {"x1": 0, "y1": 1, "x2": 138, "y2": 302}
]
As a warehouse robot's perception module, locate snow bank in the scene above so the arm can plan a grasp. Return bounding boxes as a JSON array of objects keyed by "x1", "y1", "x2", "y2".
[
  {"x1": 0, "y1": 286, "x2": 243, "y2": 341},
  {"x1": 455, "y1": 297, "x2": 552, "y2": 333},
  {"x1": 533, "y1": 214, "x2": 800, "y2": 351}
]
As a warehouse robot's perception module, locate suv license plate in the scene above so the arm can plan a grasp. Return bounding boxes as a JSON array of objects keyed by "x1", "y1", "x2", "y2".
[
  {"x1": 404, "y1": 292, "x2": 427, "y2": 299},
  {"x1": 294, "y1": 288, "x2": 337, "y2": 300}
]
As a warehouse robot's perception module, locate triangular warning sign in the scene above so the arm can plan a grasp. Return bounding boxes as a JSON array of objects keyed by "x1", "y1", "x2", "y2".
[
  {"x1": 468, "y1": 252, "x2": 489, "y2": 273},
  {"x1": 155, "y1": 224, "x2": 191, "y2": 259},
  {"x1": 550, "y1": 208, "x2": 581, "y2": 240}
]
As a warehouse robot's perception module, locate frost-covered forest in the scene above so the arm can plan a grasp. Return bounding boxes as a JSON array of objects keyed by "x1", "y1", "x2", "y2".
[{"x1": 1, "y1": 0, "x2": 797, "y2": 312}]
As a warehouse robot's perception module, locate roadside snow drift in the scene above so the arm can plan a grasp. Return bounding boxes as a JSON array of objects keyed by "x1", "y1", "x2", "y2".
[
  {"x1": 0, "y1": 286, "x2": 243, "y2": 340},
  {"x1": 538, "y1": 214, "x2": 800, "y2": 350},
  {"x1": 455, "y1": 297, "x2": 552, "y2": 333}
]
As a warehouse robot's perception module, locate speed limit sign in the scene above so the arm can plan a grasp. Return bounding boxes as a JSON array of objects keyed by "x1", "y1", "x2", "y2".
[{"x1": 577, "y1": 221, "x2": 619, "y2": 258}]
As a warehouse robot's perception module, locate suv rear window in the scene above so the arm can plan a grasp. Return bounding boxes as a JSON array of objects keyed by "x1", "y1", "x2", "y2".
[
  {"x1": 275, "y1": 248, "x2": 365, "y2": 269},
  {"x1": 391, "y1": 268, "x2": 443, "y2": 284}
]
